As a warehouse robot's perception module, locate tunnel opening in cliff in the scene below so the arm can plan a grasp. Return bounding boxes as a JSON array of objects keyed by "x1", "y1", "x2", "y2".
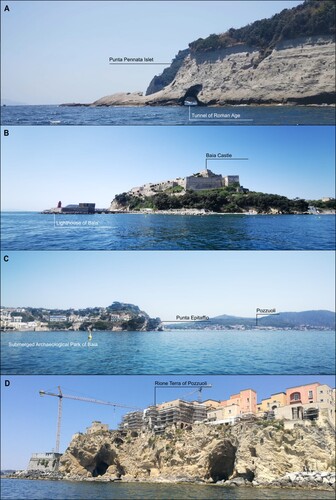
[
  {"x1": 208, "y1": 441, "x2": 236, "y2": 482},
  {"x1": 180, "y1": 84, "x2": 205, "y2": 106},
  {"x1": 92, "y1": 461, "x2": 109, "y2": 477},
  {"x1": 83, "y1": 445, "x2": 118, "y2": 477}
]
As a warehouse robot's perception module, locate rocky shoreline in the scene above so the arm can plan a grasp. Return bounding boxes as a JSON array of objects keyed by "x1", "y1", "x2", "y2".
[
  {"x1": 110, "y1": 209, "x2": 335, "y2": 216},
  {"x1": 60, "y1": 100, "x2": 336, "y2": 108},
  {"x1": 6, "y1": 470, "x2": 335, "y2": 491}
]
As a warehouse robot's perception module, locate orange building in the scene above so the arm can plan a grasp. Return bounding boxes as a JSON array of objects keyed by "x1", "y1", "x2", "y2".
[
  {"x1": 220, "y1": 388, "x2": 257, "y2": 415},
  {"x1": 257, "y1": 392, "x2": 286, "y2": 414},
  {"x1": 202, "y1": 399, "x2": 222, "y2": 409},
  {"x1": 285, "y1": 382, "x2": 321, "y2": 405}
]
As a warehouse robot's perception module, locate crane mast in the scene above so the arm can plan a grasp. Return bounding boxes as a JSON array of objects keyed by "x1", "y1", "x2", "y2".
[
  {"x1": 55, "y1": 387, "x2": 62, "y2": 454},
  {"x1": 39, "y1": 386, "x2": 140, "y2": 454}
]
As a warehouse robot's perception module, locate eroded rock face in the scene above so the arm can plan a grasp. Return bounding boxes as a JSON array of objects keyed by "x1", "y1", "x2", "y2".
[
  {"x1": 145, "y1": 49, "x2": 190, "y2": 96},
  {"x1": 59, "y1": 421, "x2": 335, "y2": 485},
  {"x1": 91, "y1": 36, "x2": 335, "y2": 106}
]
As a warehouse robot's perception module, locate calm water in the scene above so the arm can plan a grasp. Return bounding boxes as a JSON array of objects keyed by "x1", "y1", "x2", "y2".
[
  {"x1": 1, "y1": 479, "x2": 335, "y2": 500},
  {"x1": 1, "y1": 212, "x2": 335, "y2": 250},
  {"x1": 1, "y1": 105, "x2": 335, "y2": 125},
  {"x1": 1, "y1": 330, "x2": 334, "y2": 375}
]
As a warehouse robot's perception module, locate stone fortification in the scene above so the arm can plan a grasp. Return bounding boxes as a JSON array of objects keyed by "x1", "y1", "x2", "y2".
[{"x1": 109, "y1": 169, "x2": 240, "y2": 211}]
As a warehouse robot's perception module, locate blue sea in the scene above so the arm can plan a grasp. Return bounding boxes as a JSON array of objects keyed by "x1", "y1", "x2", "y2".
[
  {"x1": 1, "y1": 105, "x2": 335, "y2": 125},
  {"x1": 1, "y1": 329, "x2": 334, "y2": 375},
  {"x1": 1, "y1": 212, "x2": 335, "y2": 250},
  {"x1": 1, "y1": 479, "x2": 335, "y2": 500}
]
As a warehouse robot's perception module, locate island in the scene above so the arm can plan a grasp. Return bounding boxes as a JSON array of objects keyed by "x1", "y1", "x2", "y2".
[
  {"x1": 41, "y1": 169, "x2": 335, "y2": 216},
  {"x1": 108, "y1": 169, "x2": 335, "y2": 215}
]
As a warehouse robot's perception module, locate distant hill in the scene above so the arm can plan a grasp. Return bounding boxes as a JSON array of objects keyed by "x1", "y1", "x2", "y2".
[
  {"x1": 258, "y1": 310, "x2": 336, "y2": 329},
  {"x1": 167, "y1": 310, "x2": 335, "y2": 330}
]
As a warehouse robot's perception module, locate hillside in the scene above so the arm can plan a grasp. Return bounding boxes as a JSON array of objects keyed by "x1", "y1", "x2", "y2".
[
  {"x1": 1, "y1": 302, "x2": 162, "y2": 332},
  {"x1": 189, "y1": 0, "x2": 335, "y2": 54},
  {"x1": 111, "y1": 188, "x2": 309, "y2": 214}
]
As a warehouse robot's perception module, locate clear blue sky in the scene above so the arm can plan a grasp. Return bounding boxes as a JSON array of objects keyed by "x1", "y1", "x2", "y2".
[
  {"x1": 1, "y1": 251, "x2": 335, "y2": 317},
  {"x1": 1, "y1": 1, "x2": 303, "y2": 104},
  {"x1": 1, "y1": 374, "x2": 334, "y2": 469},
  {"x1": 1, "y1": 126, "x2": 334, "y2": 211}
]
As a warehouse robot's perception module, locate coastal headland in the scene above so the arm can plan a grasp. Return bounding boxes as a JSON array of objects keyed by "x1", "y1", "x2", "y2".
[
  {"x1": 61, "y1": 2, "x2": 336, "y2": 108},
  {"x1": 41, "y1": 168, "x2": 336, "y2": 216},
  {"x1": 9, "y1": 420, "x2": 336, "y2": 491}
]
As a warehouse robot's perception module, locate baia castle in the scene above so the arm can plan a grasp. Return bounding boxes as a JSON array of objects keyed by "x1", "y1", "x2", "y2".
[
  {"x1": 110, "y1": 169, "x2": 245, "y2": 210},
  {"x1": 129, "y1": 169, "x2": 240, "y2": 197}
]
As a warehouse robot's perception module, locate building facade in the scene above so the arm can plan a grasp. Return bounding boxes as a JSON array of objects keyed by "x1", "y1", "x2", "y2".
[
  {"x1": 86, "y1": 421, "x2": 109, "y2": 434},
  {"x1": 27, "y1": 452, "x2": 62, "y2": 472},
  {"x1": 257, "y1": 392, "x2": 287, "y2": 415},
  {"x1": 120, "y1": 399, "x2": 207, "y2": 433},
  {"x1": 275, "y1": 382, "x2": 335, "y2": 426}
]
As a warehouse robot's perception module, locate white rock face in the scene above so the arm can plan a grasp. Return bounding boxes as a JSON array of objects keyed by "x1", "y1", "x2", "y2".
[
  {"x1": 149, "y1": 36, "x2": 335, "y2": 105},
  {"x1": 92, "y1": 36, "x2": 335, "y2": 106}
]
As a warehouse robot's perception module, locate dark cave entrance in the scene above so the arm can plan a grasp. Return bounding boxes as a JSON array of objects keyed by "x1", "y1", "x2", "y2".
[
  {"x1": 81, "y1": 444, "x2": 119, "y2": 478},
  {"x1": 181, "y1": 84, "x2": 205, "y2": 106},
  {"x1": 208, "y1": 441, "x2": 237, "y2": 482},
  {"x1": 92, "y1": 461, "x2": 109, "y2": 477},
  {"x1": 239, "y1": 469, "x2": 255, "y2": 482}
]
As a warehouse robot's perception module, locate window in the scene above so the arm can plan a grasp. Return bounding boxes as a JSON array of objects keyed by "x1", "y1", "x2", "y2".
[
  {"x1": 290, "y1": 392, "x2": 301, "y2": 401},
  {"x1": 308, "y1": 390, "x2": 313, "y2": 399}
]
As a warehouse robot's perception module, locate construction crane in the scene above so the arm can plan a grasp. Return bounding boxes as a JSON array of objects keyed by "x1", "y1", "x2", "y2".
[
  {"x1": 182, "y1": 385, "x2": 212, "y2": 403},
  {"x1": 153, "y1": 384, "x2": 212, "y2": 406},
  {"x1": 39, "y1": 386, "x2": 141, "y2": 454}
]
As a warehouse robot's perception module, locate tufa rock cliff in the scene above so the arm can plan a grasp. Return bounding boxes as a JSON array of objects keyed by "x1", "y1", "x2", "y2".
[
  {"x1": 91, "y1": 1, "x2": 335, "y2": 106},
  {"x1": 59, "y1": 420, "x2": 335, "y2": 488},
  {"x1": 92, "y1": 35, "x2": 335, "y2": 106}
]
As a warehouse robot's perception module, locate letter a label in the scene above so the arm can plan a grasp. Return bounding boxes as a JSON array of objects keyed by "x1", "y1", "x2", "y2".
[{"x1": 4, "y1": 5, "x2": 10, "y2": 12}]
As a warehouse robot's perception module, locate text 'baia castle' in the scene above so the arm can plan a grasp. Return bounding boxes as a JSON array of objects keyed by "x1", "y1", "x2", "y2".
[{"x1": 129, "y1": 169, "x2": 241, "y2": 198}]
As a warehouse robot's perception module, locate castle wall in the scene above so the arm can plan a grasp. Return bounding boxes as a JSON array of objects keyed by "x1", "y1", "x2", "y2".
[
  {"x1": 185, "y1": 175, "x2": 222, "y2": 191},
  {"x1": 128, "y1": 172, "x2": 240, "y2": 197},
  {"x1": 223, "y1": 175, "x2": 240, "y2": 187}
]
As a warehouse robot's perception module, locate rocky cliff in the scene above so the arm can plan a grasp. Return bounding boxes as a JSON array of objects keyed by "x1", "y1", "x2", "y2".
[
  {"x1": 59, "y1": 420, "x2": 335, "y2": 488},
  {"x1": 92, "y1": 35, "x2": 335, "y2": 106},
  {"x1": 91, "y1": 0, "x2": 336, "y2": 107}
]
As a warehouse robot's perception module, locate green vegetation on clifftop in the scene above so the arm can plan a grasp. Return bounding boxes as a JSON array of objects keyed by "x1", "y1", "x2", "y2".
[
  {"x1": 189, "y1": 0, "x2": 335, "y2": 57},
  {"x1": 114, "y1": 188, "x2": 309, "y2": 214}
]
